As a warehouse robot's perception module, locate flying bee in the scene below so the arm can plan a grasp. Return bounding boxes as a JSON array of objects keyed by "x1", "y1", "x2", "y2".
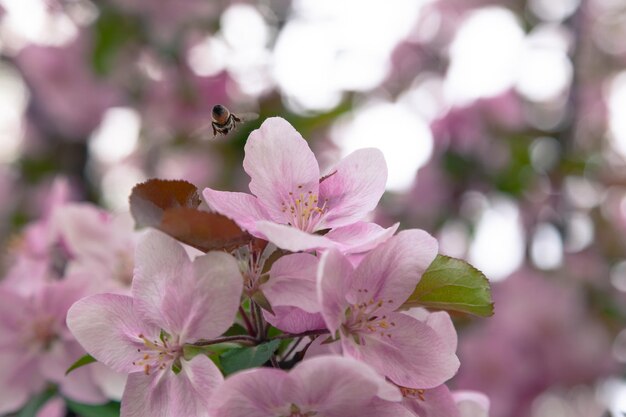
[{"x1": 192, "y1": 105, "x2": 258, "y2": 139}]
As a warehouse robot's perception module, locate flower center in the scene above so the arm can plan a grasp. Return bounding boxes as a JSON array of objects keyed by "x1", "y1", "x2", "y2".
[
  {"x1": 233, "y1": 242, "x2": 275, "y2": 295},
  {"x1": 132, "y1": 333, "x2": 181, "y2": 375},
  {"x1": 400, "y1": 386, "x2": 426, "y2": 401},
  {"x1": 30, "y1": 315, "x2": 58, "y2": 350},
  {"x1": 278, "y1": 404, "x2": 317, "y2": 417},
  {"x1": 280, "y1": 186, "x2": 328, "y2": 233},
  {"x1": 343, "y1": 290, "x2": 396, "y2": 343}
]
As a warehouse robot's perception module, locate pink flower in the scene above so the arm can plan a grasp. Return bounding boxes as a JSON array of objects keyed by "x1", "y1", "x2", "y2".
[
  {"x1": 0, "y1": 281, "x2": 108, "y2": 414},
  {"x1": 4, "y1": 202, "x2": 137, "y2": 296},
  {"x1": 208, "y1": 355, "x2": 413, "y2": 417},
  {"x1": 67, "y1": 231, "x2": 243, "y2": 417},
  {"x1": 317, "y1": 229, "x2": 460, "y2": 389},
  {"x1": 204, "y1": 117, "x2": 397, "y2": 252},
  {"x1": 16, "y1": 38, "x2": 120, "y2": 139}
]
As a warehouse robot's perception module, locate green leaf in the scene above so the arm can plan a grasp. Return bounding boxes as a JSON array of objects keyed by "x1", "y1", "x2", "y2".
[
  {"x1": 65, "y1": 354, "x2": 96, "y2": 375},
  {"x1": 92, "y1": 9, "x2": 139, "y2": 75},
  {"x1": 401, "y1": 255, "x2": 494, "y2": 317},
  {"x1": 220, "y1": 340, "x2": 280, "y2": 376},
  {"x1": 252, "y1": 290, "x2": 274, "y2": 315},
  {"x1": 65, "y1": 400, "x2": 120, "y2": 417},
  {"x1": 18, "y1": 388, "x2": 56, "y2": 417}
]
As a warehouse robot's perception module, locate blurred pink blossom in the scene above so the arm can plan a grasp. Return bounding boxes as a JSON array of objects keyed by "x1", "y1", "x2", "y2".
[
  {"x1": 16, "y1": 37, "x2": 121, "y2": 140},
  {"x1": 0, "y1": 281, "x2": 108, "y2": 414},
  {"x1": 454, "y1": 269, "x2": 616, "y2": 417}
]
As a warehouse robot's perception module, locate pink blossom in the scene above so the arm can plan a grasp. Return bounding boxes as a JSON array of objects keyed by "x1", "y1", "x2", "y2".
[
  {"x1": 0, "y1": 281, "x2": 108, "y2": 414},
  {"x1": 208, "y1": 355, "x2": 413, "y2": 417},
  {"x1": 204, "y1": 117, "x2": 397, "y2": 252},
  {"x1": 4, "y1": 201, "x2": 137, "y2": 296},
  {"x1": 67, "y1": 231, "x2": 243, "y2": 417},
  {"x1": 317, "y1": 229, "x2": 460, "y2": 389},
  {"x1": 454, "y1": 269, "x2": 615, "y2": 417},
  {"x1": 16, "y1": 37, "x2": 120, "y2": 140}
]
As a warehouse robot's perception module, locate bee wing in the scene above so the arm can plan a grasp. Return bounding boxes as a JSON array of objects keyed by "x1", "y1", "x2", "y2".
[
  {"x1": 190, "y1": 121, "x2": 218, "y2": 140},
  {"x1": 234, "y1": 112, "x2": 259, "y2": 123}
]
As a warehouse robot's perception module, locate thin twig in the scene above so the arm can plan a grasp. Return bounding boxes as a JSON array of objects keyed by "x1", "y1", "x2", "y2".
[
  {"x1": 239, "y1": 306, "x2": 255, "y2": 335},
  {"x1": 192, "y1": 334, "x2": 257, "y2": 346},
  {"x1": 253, "y1": 301, "x2": 265, "y2": 340},
  {"x1": 271, "y1": 329, "x2": 330, "y2": 340},
  {"x1": 282, "y1": 336, "x2": 304, "y2": 361}
]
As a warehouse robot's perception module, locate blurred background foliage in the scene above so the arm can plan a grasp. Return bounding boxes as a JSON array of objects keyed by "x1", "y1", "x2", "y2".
[{"x1": 1, "y1": 0, "x2": 626, "y2": 416}]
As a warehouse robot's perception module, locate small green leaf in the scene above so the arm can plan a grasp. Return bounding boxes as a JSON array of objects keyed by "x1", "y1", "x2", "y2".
[
  {"x1": 65, "y1": 400, "x2": 120, "y2": 417},
  {"x1": 252, "y1": 291, "x2": 274, "y2": 315},
  {"x1": 220, "y1": 340, "x2": 280, "y2": 376},
  {"x1": 401, "y1": 255, "x2": 494, "y2": 317},
  {"x1": 172, "y1": 358, "x2": 182, "y2": 375},
  {"x1": 65, "y1": 354, "x2": 97, "y2": 375}
]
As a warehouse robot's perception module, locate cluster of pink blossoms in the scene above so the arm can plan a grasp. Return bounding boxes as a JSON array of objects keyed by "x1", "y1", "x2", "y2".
[
  {"x1": 0, "y1": 180, "x2": 136, "y2": 415},
  {"x1": 1, "y1": 117, "x2": 490, "y2": 417}
]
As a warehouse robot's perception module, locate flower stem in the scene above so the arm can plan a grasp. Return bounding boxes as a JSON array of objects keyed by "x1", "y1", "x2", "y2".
[
  {"x1": 239, "y1": 306, "x2": 255, "y2": 335},
  {"x1": 191, "y1": 334, "x2": 257, "y2": 346},
  {"x1": 271, "y1": 329, "x2": 330, "y2": 340}
]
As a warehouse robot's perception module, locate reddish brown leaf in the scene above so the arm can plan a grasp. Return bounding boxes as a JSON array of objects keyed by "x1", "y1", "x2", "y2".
[
  {"x1": 160, "y1": 207, "x2": 252, "y2": 252},
  {"x1": 130, "y1": 179, "x2": 251, "y2": 252},
  {"x1": 130, "y1": 179, "x2": 202, "y2": 228}
]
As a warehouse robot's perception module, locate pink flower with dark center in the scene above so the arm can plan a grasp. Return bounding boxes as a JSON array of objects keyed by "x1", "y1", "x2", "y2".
[
  {"x1": 318, "y1": 230, "x2": 460, "y2": 389},
  {"x1": 67, "y1": 231, "x2": 243, "y2": 417},
  {"x1": 0, "y1": 281, "x2": 107, "y2": 414},
  {"x1": 204, "y1": 117, "x2": 398, "y2": 252}
]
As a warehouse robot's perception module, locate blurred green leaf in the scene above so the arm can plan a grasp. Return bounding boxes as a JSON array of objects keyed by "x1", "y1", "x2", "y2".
[
  {"x1": 92, "y1": 9, "x2": 139, "y2": 75},
  {"x1": 220, "y1": 340, "x2": 280, "y2": 376},
  {"x1": 65, "y1": 400, "x2": 120, "y2": 417},
  {"x1": 401, "y1": 255, "x2": 494, "y2": 317},
  {"x1": 18, "y1": 388, "x2": 56, "y2": 417},
  {"x1": 66, "y1": 354, "x2": 96, "y2": 375}
]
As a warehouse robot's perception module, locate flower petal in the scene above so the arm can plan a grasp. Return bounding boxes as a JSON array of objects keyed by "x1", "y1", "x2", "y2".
[
  {"x1": 178, "y1": 251, "x2": 243, "y2": 341},
  {"x1": 67, "y1": 293, "x2": 155, "y2": 373},
  {"x1": 403, "y1": 385, "x2": 460, "y2": 417},
  {"x1": 453, "y1": 391, "x2": 490, "y2": 417},
  {"x1": 45, "y1": 341, "x2": 107, "y2": 404},
  {"x1": 202, "y1": 189, "x2": 271, "y2": 235},
  {"x1": 131, "y1": 231, "x2": 191, "y2": 330},
  {"x1": 120, "y1": 372, "x2": 169, "y2": 417},
  {"x1": 263, "y1": 307, "x2": 326, "y2": 334},
  {"x1": 317, "y1": 249, "x2": 353, "y2": 334},
  {"x1": 132, "y1": 231, "x2": 242, "y2": 341},
  {"x1": 319, "y1": 148, "x2": 387, "y2": 229},
  {"x1": 349, "y1": 229, "x2": 438, "y2": 311},
  {"x1": 0, "y1": 352, "x2": 43, "y2": 414},
  {"x1": 263, "y1": 253, "x2": 319, "y2": 313},
  {"x1": 287, "y1": 355, "x2": 402, "y2": 409},
  {"x1": 403, "y1": 309, "x2": 457, "y2": 355},
  {"x1": 209, "y1": 368, "x2": 288, "y2": 417},
  {"x1": 358, "y1": 400, "x2": 416, "y2": 417},
  {"x1": 122, "y1": 355, "x2": 223, "y2": 417},
  {"x1": 325, "y1": 221, "x2": 399, "y2": 254},
  {"x1": 343, "y1": 313, "x2": 459, "y2": 389},
  {"x1": 243, "y1": 117, "x2": 320, "y2": 219},
  {"x1": 256, "y1": 221, "x2": 335, "y2": 252},
  {"x1": 90, "y1": 362, "x2": 127, "y2": 401},
  {"x1": 36, "y1": 397, "x2": 66, "y2": 417}
]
